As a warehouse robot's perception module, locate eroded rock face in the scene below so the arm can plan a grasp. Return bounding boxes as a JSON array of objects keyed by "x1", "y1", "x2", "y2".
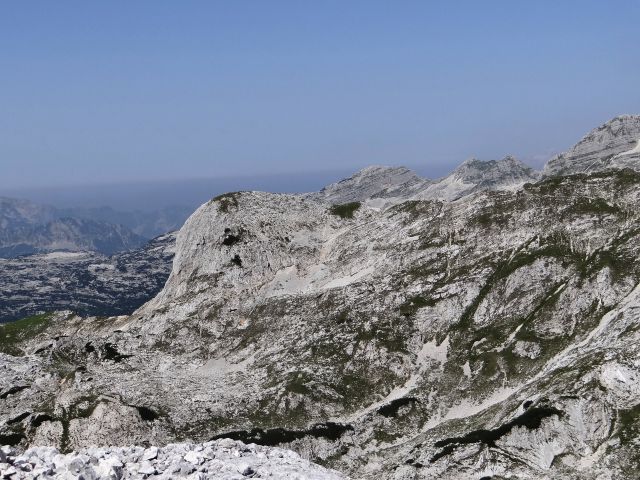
[
  {"x1": 0, "y1": 440, "x2": 346, "y2": 479},
  {"x1": 544, "y1": 114, "x2": 640, "y2": 176},
  {"x1": 2, "y1": 117, "x2": 640, "y2": 479},
  {"x1": 309, "y1": 166, "x2": 432, "y2": 205}
]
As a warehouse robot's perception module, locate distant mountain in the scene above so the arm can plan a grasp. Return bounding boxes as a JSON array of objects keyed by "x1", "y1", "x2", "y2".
[
  {"x1": 57, "y1": 204, "x2": 192, "y2": 239},
  {"x1": 415, "y1": 155, "x2": 540, "y2": 201},
  {"x1": 0, "y1": 197, "x2": 57, "y2": 229},
  {"x1": 309, "y1": 165, "x2": 432, "y2": 204},
  {"x1": 310, "y1": 155, "x2": 539, "y2": 209},
  {"x1": 0, "y1": 197, "x2": 190, "y2": 258},
  {"x1": 0, "y1": 199, "x2": 147, "y2": 258},
  {"x1": 544, "y1": 114, "x2": 640, "y2": 176}
]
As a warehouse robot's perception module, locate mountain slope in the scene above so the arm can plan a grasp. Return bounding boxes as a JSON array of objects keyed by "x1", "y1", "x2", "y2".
[
  {"x1": 2, "y1": 168, "x2": 640, "y2": 478},
  {"x1": 2, "y1": 116, "x2": 640, "y2": 479}
]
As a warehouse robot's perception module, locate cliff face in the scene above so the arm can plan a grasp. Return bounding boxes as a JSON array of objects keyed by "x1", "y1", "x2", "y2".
[{"x1": 2, "y1": 117, "x2": 640, "y2": 479}]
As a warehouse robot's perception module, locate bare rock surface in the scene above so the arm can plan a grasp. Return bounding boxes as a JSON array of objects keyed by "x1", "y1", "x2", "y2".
[
  {"x1": 544, "y1": 114, "x2": 640, "y2": 176},
  {"x1": 0, "y1": 440, "x2": 346, "y2": 479}
]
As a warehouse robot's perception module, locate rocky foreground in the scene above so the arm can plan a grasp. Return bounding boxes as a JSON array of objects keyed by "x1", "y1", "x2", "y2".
[{"x1": 0, "y1": 440, "x2": 346, "y2": 479}]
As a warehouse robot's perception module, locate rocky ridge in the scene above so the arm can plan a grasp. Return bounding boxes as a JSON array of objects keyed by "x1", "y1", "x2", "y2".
[
  {"x1": 313, "y1": 115, "x2": 640, "y2": 207},
  {"x1": 2, "y1": 115, "x2": 640, "y2": 479}
]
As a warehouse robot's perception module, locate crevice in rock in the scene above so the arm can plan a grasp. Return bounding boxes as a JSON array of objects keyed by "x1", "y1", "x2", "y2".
[
  {"x1": 136, "y1": 406, "x2": 160, "y2": 421},
  {"x1": 30, "y1": 413, "x2": 53, "y2": 429},
  {"x1": 0, "y1": 432, "x2": 25, "y2": 446},
  {"x1": 222, "y1": 229, "x2": 242, "y2": 246},
  {"x1": 6, "y1": 412, "x2": 31, "y2": 425},
  {"x1": 377, "y1": 397, "x2": 419, "y2": 417},
  {"x1": 0, "y1": 385, "x2": 29, "y2": 399},
  {"x1": 430, "y1": 406, "x2": 563, "y2": 463},
  {"x1": 33, "y1": 344, "x2": 53, "y2": 355},
  {"x1": 231, "y1": 255, "x2": 243, "y2": 268},
  {"x1": 210, "y1": 422, "x2": 354, "y2": 447},
  {"x1": 101, "y1": 343, "x2": 133, "y2": 362}
]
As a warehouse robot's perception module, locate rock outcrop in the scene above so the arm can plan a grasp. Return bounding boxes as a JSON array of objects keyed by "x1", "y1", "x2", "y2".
[{"x1": 309, "y1": 166, "x2": 432, "y2": 205}]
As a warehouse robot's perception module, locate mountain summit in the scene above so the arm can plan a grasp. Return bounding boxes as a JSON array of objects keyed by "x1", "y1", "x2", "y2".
[
  {"x1": 544, "y1": 114, "x2": 640, "y2": 176},
  {"x1": 310, "y1": 165, "x2": 431, "y2": 205}
]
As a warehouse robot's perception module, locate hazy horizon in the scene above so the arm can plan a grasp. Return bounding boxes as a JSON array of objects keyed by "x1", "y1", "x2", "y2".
[
  {"x1": 2, "y1": 1, "x2": 639, "y2": 193},
  {"x1": 0, "y1": 169, "x2": 356, "y2": 212},
  {"x1": 1, "y1": 151, "x2": 552, "y2": 212}
]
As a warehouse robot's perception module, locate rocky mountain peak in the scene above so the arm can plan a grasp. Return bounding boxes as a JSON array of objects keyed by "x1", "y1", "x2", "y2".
[
  {"x1": 309, "y1": 165, "x2": 430, "y2": 205},
  {"x1": 544, "y1": 114, "x2": 640, "y2": 176},
  {"x1": 412, "y1": 155, "x2": 539, "y2": 202},
  {"x1": 452, "y1": 155, "x2": 534, "y2": 178}
]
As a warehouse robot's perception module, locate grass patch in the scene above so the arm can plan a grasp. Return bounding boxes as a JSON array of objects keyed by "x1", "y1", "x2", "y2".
[
  {"x1": 284, "y1": 371, "x2": 313, "y2": 395},
  {"x1": 566, "y1": 197, "x2": 620, "y2": 215},
  {"x1": 0, "y1": 313, "x2": 54, "y2": 356},
  {"x1": 329, "y1": 202, "x2": 361, "y2": 219},
  {"x1": 618, "y1": 403, "x2": 640, "y2": 445},
  {"x1": 212, "y1": 192, "x2": 241, "y2": 213},
  {"x1": 373, "y1": 429, "x2": 402, "y2": 444}
]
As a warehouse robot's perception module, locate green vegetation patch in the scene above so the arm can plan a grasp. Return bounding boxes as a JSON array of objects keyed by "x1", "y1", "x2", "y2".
[
  {"x1": 618, "y1": 403, "x2": 640, "y2": 445},
  {"x1": 0, "y1": 313, "x2": 54, "y2": 356},
  {"x1": 284, "y1": 371, "x2": 313, "y2": 395},
  {"x1": 373, "y1": 428, "x2": 402, "y2": 444},
  {"x1": 329, "y1": 202, "x2": 361, "y2": 219},
  {"x1": 212, "y1": 192, "x2": 241, "y2": 213},
  {"x1": 566, "y1": 197, "x2": 620, "y2": 215}
]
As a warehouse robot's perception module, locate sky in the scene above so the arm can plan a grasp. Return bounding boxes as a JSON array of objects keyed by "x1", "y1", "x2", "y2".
[{"x1": 1, "y1": 1, "x2": 640, "y2": 195}]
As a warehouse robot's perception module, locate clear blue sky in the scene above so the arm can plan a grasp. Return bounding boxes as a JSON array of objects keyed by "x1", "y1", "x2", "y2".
[{"x1": 2, "y1": 1, "x2": 640, "y2": 189}]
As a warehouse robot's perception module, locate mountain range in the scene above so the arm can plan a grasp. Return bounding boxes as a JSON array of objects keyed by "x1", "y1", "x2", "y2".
[
  {"x1": 1, "y1": 115, "x2": 640, "y2": 479},
  {"x1": 0, "y1": 198, "x2": 189, "y2": 258}
]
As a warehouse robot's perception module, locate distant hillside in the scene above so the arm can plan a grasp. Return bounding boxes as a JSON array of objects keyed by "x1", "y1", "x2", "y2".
[
  {"x1": 56, "y1": 204, "x2": 192, "y2": 239},
  {"x1": 0, "y1": 198, "x2": 148, "y2": 258}
]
